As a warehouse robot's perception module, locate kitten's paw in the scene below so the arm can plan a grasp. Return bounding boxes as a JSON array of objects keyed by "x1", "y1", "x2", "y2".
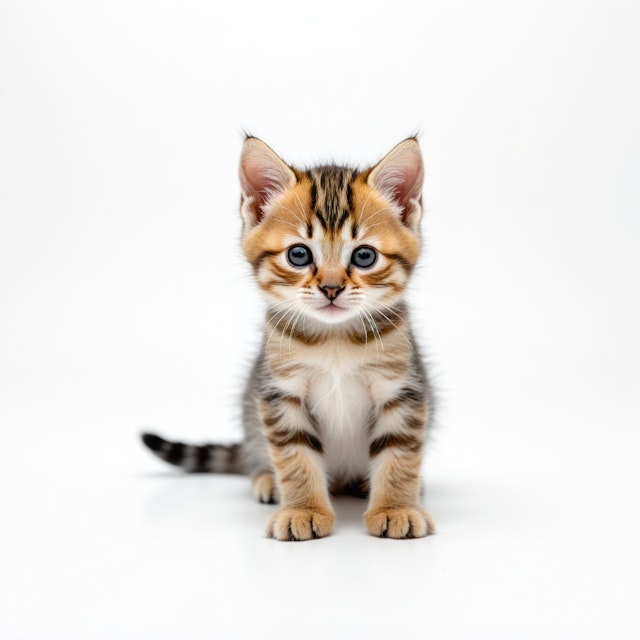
[
  {"x1": 267, "y1": 507, "x2": 335, "y2": 541},
  {"x1": 365, "y1": 506, "x2": 435, "y2": 539},
  {"x1": 252, "y1": 472, "x2": 278, "y2": 504}
]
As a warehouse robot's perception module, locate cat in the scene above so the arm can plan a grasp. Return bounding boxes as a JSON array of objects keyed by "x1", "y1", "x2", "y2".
[{"x1": 142, "y1": 136, "x2": 435, "y2": 540}]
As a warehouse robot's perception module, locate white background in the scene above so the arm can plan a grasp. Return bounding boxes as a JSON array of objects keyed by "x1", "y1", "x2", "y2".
[{"x1": 1, "y1": 1, "x2": 639, "y2": 638}]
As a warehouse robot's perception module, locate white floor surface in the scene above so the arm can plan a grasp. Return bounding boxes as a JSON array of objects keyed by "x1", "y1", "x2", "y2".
[{"x1": 1, "y1": 392, "x2": 638, "y2": 639}]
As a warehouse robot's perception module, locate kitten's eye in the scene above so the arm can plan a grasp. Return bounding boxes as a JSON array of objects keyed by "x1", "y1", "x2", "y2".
[
  {"x1": 287, "y1": 244, "x2": 313, "y2": 267},
  {"x1": 351, "y1": 246, "x2": 377, "y2": 269}
]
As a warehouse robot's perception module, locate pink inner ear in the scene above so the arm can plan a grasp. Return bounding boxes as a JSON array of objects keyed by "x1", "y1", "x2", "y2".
[
  {"x1": 242, "y1": 161, "x2": 276, "y2": 223},
  {"x1": 386, "y1": 164, "x2": 422, "y2": 217},
  {"x1": 368, "y1": 141, "x2": 424, "y2": 226},
  {"x1": 240, "y1": 140, "x2": 295, "y2": 224}
]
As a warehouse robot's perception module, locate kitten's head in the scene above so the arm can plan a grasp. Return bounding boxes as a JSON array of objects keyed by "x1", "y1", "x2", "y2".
[{"x1": 239, "y1": 137, "x2": 424, "y2": 330}]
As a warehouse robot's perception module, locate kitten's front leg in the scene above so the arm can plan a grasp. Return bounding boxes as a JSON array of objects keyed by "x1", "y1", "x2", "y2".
[
  {"x1": 364, "y1": 403, "x2": 435, "y2": 539},
  {"x1": 260, "y1": 395, "x2": 335, "y2": 541}
]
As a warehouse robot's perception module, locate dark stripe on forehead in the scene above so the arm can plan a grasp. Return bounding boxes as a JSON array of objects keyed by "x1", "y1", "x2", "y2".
[
  {"x1": 346, "y1": 181, "x2": 354, "y2": 212},
  {"x1": 307, "y1": 165, "x2": 356, "y2": 233},
  {"x1": 315, "y1": 209, "x2": 328, "y2": 231},
  {"x1": 309, "y1": 181, "x2": 317, "y2": 212}
]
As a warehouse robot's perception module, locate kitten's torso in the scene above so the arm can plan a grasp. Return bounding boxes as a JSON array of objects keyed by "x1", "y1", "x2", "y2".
[{"x1": 243, "y1": 302, "x2": 431, "y2": 492}]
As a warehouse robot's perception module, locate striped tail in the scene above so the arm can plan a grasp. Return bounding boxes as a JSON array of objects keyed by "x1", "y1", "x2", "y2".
[{"x1": 141, "y1": 432, "x2": 246, "y2": 474}]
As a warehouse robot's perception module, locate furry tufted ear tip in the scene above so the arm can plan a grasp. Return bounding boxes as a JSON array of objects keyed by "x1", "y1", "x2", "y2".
[
  {"x1": 367, "y1": 138, "x2": 424, "y2": 229},
  {"x1": 239, "y1": 138, "x2": 296, "y2": 228}
]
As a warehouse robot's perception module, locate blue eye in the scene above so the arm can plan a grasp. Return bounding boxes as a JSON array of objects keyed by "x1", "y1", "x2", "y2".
[
  {"x1": 351, "y1": 246, "x2": 377, "y2": 268},
  {"x1": 287, "y1": 245, "x2": 313, "y2": 267}
]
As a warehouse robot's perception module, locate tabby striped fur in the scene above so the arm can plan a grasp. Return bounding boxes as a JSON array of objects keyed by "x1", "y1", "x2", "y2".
[{"x1": 142, "y1": 136, "x2": 435, "y2": 540}]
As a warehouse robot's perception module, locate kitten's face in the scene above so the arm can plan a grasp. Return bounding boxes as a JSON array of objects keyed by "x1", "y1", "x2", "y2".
[{"x1": 239, "y1": 139, "x2": 424, "y2": 330}]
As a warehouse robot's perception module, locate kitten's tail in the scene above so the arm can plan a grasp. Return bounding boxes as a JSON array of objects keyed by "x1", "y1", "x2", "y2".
[{"x1": 141, "y1": 432, "x2": 246, "y2": 474}]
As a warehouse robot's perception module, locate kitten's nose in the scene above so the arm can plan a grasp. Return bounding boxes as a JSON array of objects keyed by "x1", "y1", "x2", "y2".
[{"x1": 318, "y1": 284, "x2": 345, "y2": 300}]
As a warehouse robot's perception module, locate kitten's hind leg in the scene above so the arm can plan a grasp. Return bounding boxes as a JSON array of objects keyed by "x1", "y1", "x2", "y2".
[{"x1": 252, "y1": 471, "x2": 278, "y2": 504}]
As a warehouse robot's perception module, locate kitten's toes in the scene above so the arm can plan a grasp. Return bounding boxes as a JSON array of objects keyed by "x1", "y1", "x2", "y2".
[
  {"x1": 365, "y1": 506, "x2": 435, "y2": 539},
  {"x1": 267, "y1": 507, "x2": 335, "y2": 541},
  {"x1": 252, "y1": 471, "x2": 278, "y2": 504}
]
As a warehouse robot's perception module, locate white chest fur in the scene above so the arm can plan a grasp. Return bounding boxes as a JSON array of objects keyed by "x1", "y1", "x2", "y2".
[
  {"x1": 304, "y1": 344, "x2": 373, "y2": 484},
  {"x1": 267, "y1": 330, "x2": 411, "y2": 485}
]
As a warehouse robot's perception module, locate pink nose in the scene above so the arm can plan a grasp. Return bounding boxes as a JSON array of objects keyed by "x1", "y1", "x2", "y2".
[{"x1": 319, "y1": 285, "x2": 344, "y2": 300}]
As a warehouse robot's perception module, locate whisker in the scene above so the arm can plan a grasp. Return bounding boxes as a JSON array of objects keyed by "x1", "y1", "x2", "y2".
[
  {"x1": 287, "y1": 191, "x2": 310, "y2": 227},
  {"x1": 268, "y1": 217, "x2": 300, "y2": 229},
  {"x1": 358, "y1": 219, "x2": 392, "y2": 231},
  {"x1": 357, "y1": 310, "x2": 369, "y2": 358},
  {"x1": 359, "y1": 206, "x2": 390, "y2": 228},
  {"x1": 357, "y1": 188, "x2": 374, "y2": 226},
  {"x1": 359, "y1": 304, "x2": 384, "y2": 360},
  {"x1": 288, "y1": 306, "x2": 306, "y2": 356},
  {"x1": 265, "y1": 300, "x2": 299, "y2": 349},
  {"x1": 266, "y1": 303, "x2": 297, "y2": 341},
  {"x1": 274, "y1": 204, "x2": 306, "y2": 228},
  {"x1": 279, "y1": 301, "x2": 303, "y2": 357},
  {"x1": 377, "y1": 302, "x2": 404, "y2": 320},
  {"x1": 368, "y1": 305, "x2": 412, "y2": 349}
]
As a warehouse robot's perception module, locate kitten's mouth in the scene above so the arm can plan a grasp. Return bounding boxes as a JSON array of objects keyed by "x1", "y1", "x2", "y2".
[
  {"x1": 304, "y1": 300, "x2": 357, "y2": 325},
  {"x1": 319, "y1": 302, "x2": 347, "y2": 313},
  {"x1": 303, "y1": 300, "x2": 353, "y2": 323}
]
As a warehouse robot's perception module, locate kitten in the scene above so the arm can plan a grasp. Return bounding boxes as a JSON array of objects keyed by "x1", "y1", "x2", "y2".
[{"x1": 142, "y1": 136, "x2": 435, "y2": 540}]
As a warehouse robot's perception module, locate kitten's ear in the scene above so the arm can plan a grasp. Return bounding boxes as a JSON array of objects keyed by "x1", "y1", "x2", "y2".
[
  {"x1": 367, "y1": 138, "x2": 424, "y2": 229},
  {"x1": 239, "y1": 137, "x2": 296, "y2": 229}
]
